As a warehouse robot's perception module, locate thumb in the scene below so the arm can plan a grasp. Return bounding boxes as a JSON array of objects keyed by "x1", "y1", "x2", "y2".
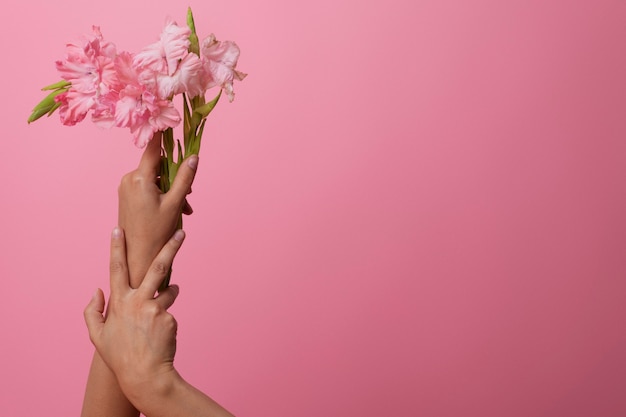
[
  {"x1": 166, "y1": 155, "x2": 198, "y2": 209},
  {"x1": 83, "y1": 288, "x2": 105, "y2": 345},
  {"x1": 155, "y1": 284, "x2": 180, "y2": 310}
]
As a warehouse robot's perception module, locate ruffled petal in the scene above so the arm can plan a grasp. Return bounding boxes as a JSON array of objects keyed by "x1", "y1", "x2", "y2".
[
  {"x1": 131, "y1": 121, "x2": 156, "y2": 148},
  {"x1": 200, "y1": 34, "x2": 245, "y2": 101}
]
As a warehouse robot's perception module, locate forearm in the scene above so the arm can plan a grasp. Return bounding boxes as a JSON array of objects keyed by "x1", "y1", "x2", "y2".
[
  {"x1": 115, "y1": 231, "x2": 234, "y2": 417},
  {"x1": 81, "y1": 230, "x2": 160, "y2": 416},
  {"x1": 126, "y1": 370, "x2": 235, "y2": 417},
  {"x1": 119, "y1": 214, "x2": 178, "y2": 289},
  {"x1": 124, "y1": 239, "x2": 164, "y2": 288},
  {"x1": 81, "y1": 351, "x2": 139, "y2": 417},
  {"x1": 82, "y1": 137, "x2": 196, "y2": 415}
]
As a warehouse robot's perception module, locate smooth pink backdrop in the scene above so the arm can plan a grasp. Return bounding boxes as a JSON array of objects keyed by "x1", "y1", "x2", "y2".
[{"x1": 1, "y1": 0, "x2": 625, "y2": 416}]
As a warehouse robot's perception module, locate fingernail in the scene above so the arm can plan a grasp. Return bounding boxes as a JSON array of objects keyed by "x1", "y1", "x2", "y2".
[
  {"x1": 174, "y1": 229, "x2": 186, "y2": 241},
  {"x1": 112, "y1": 227, "x2": 122, "y2": 239},
  {"x1": 187, "y1": 155, "x2": 199, "y2": 170}
]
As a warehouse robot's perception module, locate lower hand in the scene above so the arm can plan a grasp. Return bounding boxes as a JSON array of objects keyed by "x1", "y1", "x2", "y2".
[{"x1": 84, "y1": 227, "x2": 186, "y2": 404}]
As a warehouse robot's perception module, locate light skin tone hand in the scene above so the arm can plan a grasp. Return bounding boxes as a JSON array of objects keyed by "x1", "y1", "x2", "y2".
[
  {"x1": 84, "y1": 228, "x2": 234, "y2": 417},
  {"x1": 85, "y1": 227, "x2": 182, "y2": 401},
  {"x1": 118, "y1": 132, "x2": 198, "y2": 288},
  {"x1": 81, "y1": 132, "x2": 199, "y2": 417}
]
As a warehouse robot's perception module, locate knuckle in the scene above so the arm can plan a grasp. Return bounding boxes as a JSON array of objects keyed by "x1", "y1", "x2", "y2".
[
  {"x1": 109, "y1": 260, "x2": 125, "y2": 274},
  {"x1": 151, "y1": 261, "x2": 170, "y2": 276},
  {"x1": 119, "y1": 172, "x2": 133, "y2": 191},
  {"x1": 146, "y1": 302, "x2": 160, "y2": 315},
  {"x1": 165, "y1": 314, "x2": 178, "y2": 332},
  {"x1": 119, "y1": 171, "x2": 147, "y2": 192}
]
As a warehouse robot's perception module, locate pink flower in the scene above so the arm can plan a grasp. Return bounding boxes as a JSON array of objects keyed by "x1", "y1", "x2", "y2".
[
  {"x1": 42, "y1": 12, "x2": 245, "y2": 148},
  {"x1": 53, "y1": 91, "x2": 87, "y2": 126},
  {"x1": 155, "y1": 53, "x2": 204, "y2": 99},
  {"x1": 134, "y1": 19, "x2": 191, "y2": 76},
  {"x1": 133, "y1": 19, "x2": 205, "y2": 101},
  {"x1": 115, "y1": 87, "x2": 181, "y2": 148},
  {"x1": 55, "y1": 26, "x2": 117, "y2": 125},
  {"x1": 112, "y1": 52, "x2": 181, "y2": 148},
  {"x1": 200, "y1": 34, "x2": 247, "y2": 102}
]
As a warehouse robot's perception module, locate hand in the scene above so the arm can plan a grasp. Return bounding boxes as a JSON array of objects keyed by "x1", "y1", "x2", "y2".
[
  {"x1": 84, "y1": 227, "x2": 185, "y2": 405},
  {"x1": 118, "y1": 132, "x2": 199, "y2": 287}
]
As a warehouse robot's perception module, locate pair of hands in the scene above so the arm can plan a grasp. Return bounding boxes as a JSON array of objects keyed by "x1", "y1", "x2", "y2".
[{"x1": 84, "y1": 134, "x2": 199, "y2": 411}]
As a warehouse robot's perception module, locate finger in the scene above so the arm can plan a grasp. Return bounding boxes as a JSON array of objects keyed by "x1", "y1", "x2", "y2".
[
  {"x1": 84, "y1": 288, "x2": 105, "y2": 345},
  {"x1": 165, "y1": 155, "x2": 198, "y2": 209},
  {"x1": 138, "y1": 131, "x2": 162, "y2": 177},
  {"x1": 138, "y1": 230, "x2": 186, "y2": 298},
  {"x1": 155, "y1": 284, "x2": 180, "y2": 310},
  {"x1": 109, "y1": 227, "x2": 129, "y2": 295},
  {"x1": 182, "y1": 199, "x2": 193, "y2": 215}
]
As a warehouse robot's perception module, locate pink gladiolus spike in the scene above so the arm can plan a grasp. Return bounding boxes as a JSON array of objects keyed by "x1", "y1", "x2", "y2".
[{"x1": 38, "y1": 11, "x2": 245, "y2": 149}]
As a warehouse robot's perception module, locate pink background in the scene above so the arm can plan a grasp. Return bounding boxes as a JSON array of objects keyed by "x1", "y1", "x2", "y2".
[{"x1": 1, "y1": 0, "x2": 625, "y2": 416}]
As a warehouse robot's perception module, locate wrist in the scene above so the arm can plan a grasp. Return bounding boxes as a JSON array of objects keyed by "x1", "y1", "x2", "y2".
[
  {"x1": 121, "y1": 367, "x2": 181, "y2": 414},
  {"x1": 124, "y1": 242, "x2": 161, "y2": 287}
]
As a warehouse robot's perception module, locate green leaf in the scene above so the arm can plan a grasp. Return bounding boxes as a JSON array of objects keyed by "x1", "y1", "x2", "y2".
[
  {"x1": 195, "y1": 119, "x2": 207, "y2": 154},
  {"x1": 27, "y1": 88, "x2": 68, "y2": 123},
  {"x1": 169, "y1": 159, "x2": 179, "y2": 187},
  {"x1": 47, "y1": 101, "x2": 62, "y2": 116},
  {"x1": 41, "y1": 80, "x2": 70, "y2": 91},
  {"x1": 27, "y1": 107, "x2": 52, "y2": 124},
  {"x1": 187, "y1": 7, "x2": 199, "y2": 56},
  {"x1": 32, "y1": 88, "x2": 68, "y2": 111},
  {"x1": 159, "y1": 155, "x2": 170, "y2": 193},
  {"x1": 182, "y1": 93, "x2": 192, "y2": 151},
  {"x1": 193, "y1": 90, "x2": 222, "y2": 119},
  {"x1": 177, "y1": 139, "x2": 184, "y2": 165},
  {"x1": 191, "y1": 92, "x2": 205, "y2": 110},
  {"x1": 162, "y1": 128, "x2": 174, "y2": 160},
  {"x1": 190, "y1": 111, "x2": 202, "y2": 130}
]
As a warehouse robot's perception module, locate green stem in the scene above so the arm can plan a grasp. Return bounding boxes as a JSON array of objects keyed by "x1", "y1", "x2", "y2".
[{"x1": 158, "y1": 130, "x2": 184, "y2": 291}]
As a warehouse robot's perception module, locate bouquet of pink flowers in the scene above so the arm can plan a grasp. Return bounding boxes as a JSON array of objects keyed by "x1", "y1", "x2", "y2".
[
  {"x1": 28, "y1": 6, "x2": 245, "y2": 197},
  {"x1": 28, "y1": 7, "x2": 245, "y2": 286}
]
